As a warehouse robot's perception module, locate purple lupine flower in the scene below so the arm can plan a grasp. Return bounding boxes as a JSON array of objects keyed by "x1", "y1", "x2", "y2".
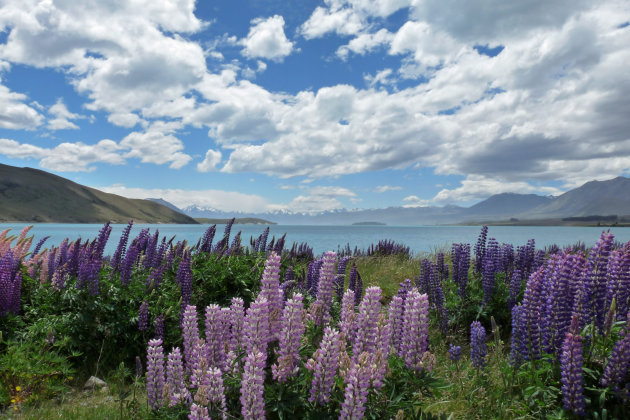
[
  {"x1": 448, "y1": 344, "x2": 462, "y2": 362},
  {"x1": 214, "y1": 218, "x2": 234, "y2": 253},
  {"x1": 339, "y1": 351, "x2": 372, "y2": 420},
  {"x1": 147, "y1": 263, "x2": 167, "y2": 290},
  {"x1": 228, "y1": 297, "x2": 245, "y2": 355},
  {"x1": 199, "y1": 224, "x2": 216, "y2": 254},
  {"x1": 399, "y1": 288, "x2": 429, "y2": 370},
  {"x1": 205, "y1": 304, "x2": 228, "y2": 371},
  {"x1": 181, "y1": 305, "x2": 200, "y2": 375},
  {"x1": 240, "y1": 350, "x2": 266, "y2": 420},
  {"x1": 354, "y1": 270, "x2": 363, "y2": 306},
  {"x1": 313, "y1": 251, "x2": 337, "y2": 325},
  {"x1": 388, "y1": 295, "x2": 405, "y2": 355},
  {"x1": 259, "y1": 252, "x2": 283, "y2": 338},
  {"x1": 143, "y1": 230, "x2": 159, "y2": 270},
  {"x1": 508, "y1": 268, "x2": 522, "y2": 311},
  {"x1": 336, "y1": 256, "x2": 351, "y2": 300},
  {"x1": 601, "y1": 312, "x2": 630, "y2": 390},
  {"x1": 259, "y1": 226, "x2": 269, "y2": 253},
  {"x1": 166, "y1": 347, "x2": 190, "y2": 406},
  {"x1": 189, "y1": 338, "x2": 208, "y2": 388},
  {"x1": 522, "y1": 266, "x2": 545, "y2": 360},
  {"x1": 560, "y1": 316, "x2": 586, "y2": 416},
  {"x1": 348, "y1": 263, "x2": 358, "y2": 293},
  {"x1": 452, "y1": 243, "x2": 471, "y2": 298},
  {"x1": 272, "y1": 293, "x2": 305, "y2": 383},
  {"x1": 146, "y1": 338, "x2": 166, "y2": 410},
  {"x1": 482, "y1": 252, "x2": 496, "y2": 304},
  {"x1": 353, "y1": 286, "x2": 382, "y2": 359},
  {"x1": 306, "y1": 326, "x2": 342, "y2": 405},
  {"x1": 429, "y1": 261, "x2": 448, "y2": 334},
  {"x1": 339, "y1": 288, "x2": 357, "y2": 342},
  {"x1": 138, "y1": 301, "x2": 149, "y2": 332},
  {"x1": 605, "y1": 246, "x2": 630, "y2": 322},
  {"x1": 29, "y1": 235, "x2": 49, "y2": 260},
  {"x1": 474, "y1": 226, "x2": 489, "y2": 273},
  {"x1": 154, "y1": 314, "x2": 164, "y2": 340},
  {"x1": 542, "y1": 254, "x2": 578, "y2": 355},
  {"x1": 510, "y1": 305, "x2": 527, "y2": 366},
  {"x1": 437, "y1": 252, "x2": 449, "y2": 281},
  {"x1": 195, "y1": 365, "x2": 228, "y2": 418},
  {"x1": 177, "y1": 250, "x2": 193, "y2": 308},
  {"x1": 576, "y1": 231, "x2": 614, "y2": 331},
  {"x1": 243, "y1": 295, "x2": 270, "y2": 355},
  {"x1": 189, "y1": 403, "x2": 210, "y2": 420},
  {"x1": 372, "y1": 312, "x2": 391, "y2": 389},
  {"x1": 119, "y1": 242, "x2": 139, "y2": 286},
  {"x1": 470, "y1": 321, "x2": 487, "y2": 369}
]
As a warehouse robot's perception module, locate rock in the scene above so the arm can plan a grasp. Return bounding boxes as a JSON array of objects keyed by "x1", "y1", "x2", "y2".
[{"x1": 83, "y1": 376, "x2": 107, "y2": 390}]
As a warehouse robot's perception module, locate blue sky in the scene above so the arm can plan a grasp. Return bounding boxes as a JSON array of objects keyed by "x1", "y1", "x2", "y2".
[{"x1": 0, "y1": 0, "x2": 629, "y2": 213}]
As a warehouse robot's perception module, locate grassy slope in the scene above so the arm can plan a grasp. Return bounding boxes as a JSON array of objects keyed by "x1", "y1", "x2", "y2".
[{"x1": 0, "y1": 164, "x2": 197, "y2": 224}]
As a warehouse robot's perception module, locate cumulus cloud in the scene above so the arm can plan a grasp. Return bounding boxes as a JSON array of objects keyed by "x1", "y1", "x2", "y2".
[
  {"x1": 47, "y1": 98, "x2": 83, "y2": 130},
  {"x1": 431, "y1": 175, "x2": 563, "y2": 204},
  {"x1": 241, "y1": 15, "x2": 293, "y2": 61},
  {"x1": 0, "y1": 138, "x2": 124, "y2": 172},
  {"x1": 95, "y1": 184, "x2": 276, "y2": 213},
  {"x1": 336, "y1": 29, "x2": 394, "y2": 59},
  {"x1": 120, "y1": 123, "x2": 191, "y2": 169},
  {"x1": 0, "y1": 81, "x2": 43, "y2": 129},
  {"x1": 375, "y1": 185, "x2": 402, "y2": 192},
  {"x1": 197, "y1": 149, "x2": 222, "y2": 172},
  {"x1": 402, "y1": 195, "x2": 431, "y2": 207}
]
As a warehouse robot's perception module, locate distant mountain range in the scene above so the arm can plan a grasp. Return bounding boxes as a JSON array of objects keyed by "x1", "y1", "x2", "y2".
[
  {"x1": 0, "y1": 163, "x2": 197, "y2": 224},
  {"x1": 177, "y1": 177, "x2": 630, "y2": 225},
  {"x1": 1, "y1": 162, "x2": 629, "y2": 225}
]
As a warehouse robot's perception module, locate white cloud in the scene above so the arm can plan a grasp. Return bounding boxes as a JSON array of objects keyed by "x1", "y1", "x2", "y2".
[
  {"x1": 197, "y1": 149, "x2": 222, "y2": 172},
  {"x1": 120, "y1": 123, "x2": 191, "y2": 169},
  {"x1": 300, "y1": 6, "x2": 364, "y2": 39},
  {"x1": 364, "y1": 68, "x2": 395, "y2": 87},
  {"x1": 47, "y1": 98, "x2": 82, "y2": 130},
  {"x1": 402, "y1": 195, "x2": 431, "y2": 207},
  {"x1": 336, "y1": 29, "x2": 394, "y2": 59},
  {"x1": 375, "y1": 185, "x2": 402, "y2": 193},
  {"x1": 241, "y1": 15, "x2": 293, "y2": 61},
  {"x1": 0, "y1": 138, "x2": 124, "y2": 172},
  {"x1": 0, "y1": 80, "x2": 43, "y2": 129},
  {"x1": 431, "y1": 175, "x2": 563, "y2": 204},
  {"x1": 95, "y1": 184, "x2": 276, "y2": 213},
  {"x1": 306, "y1": 186, "x2": 356, "y2": 197}
]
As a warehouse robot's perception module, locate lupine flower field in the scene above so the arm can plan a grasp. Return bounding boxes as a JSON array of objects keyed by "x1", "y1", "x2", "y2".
[{"x1": 1, "y1": 221, "x2": 629, "y2": 419}]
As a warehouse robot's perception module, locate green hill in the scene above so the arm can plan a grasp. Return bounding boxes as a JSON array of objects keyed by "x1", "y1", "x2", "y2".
[{"x1": 0, "y1": 163, "x2": 198, "y2": 224}]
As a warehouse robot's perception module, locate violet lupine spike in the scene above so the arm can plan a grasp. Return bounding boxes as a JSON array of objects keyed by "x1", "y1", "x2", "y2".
[
  {"x1": 259, "y1": 226, "x2": 269, "y2": 253},
  {"x1": 388, "y1": 295, "x2": 405, "y2": 355},
  {"x1": 93, "y1": 222, "x2": 112, "y2": 260},
  {"x1": 601, "y1": 312, "x2": 630, "y2": 390},
  {"x1": 119, "y1": 243, "x2": 139, "y2": 286},
  {"x1": 154, "y1": 314, "x2": 164, "y2": 340},
  {"x1": 542, "y1": 254, "x2": 578, "y2": 355},
  {"x1": 205, "y1": 304, "x2": 227, "y2": 371},
  {"x1": 353, "y1": 286, "x2": 382, "y2": 359},
  {"x1": 429, "y1": 261, "x2": 448, "y2": 334},
  {"x1": 306, "y1": 326, "x2": 343, "y2": 405},
  {"x1": 448, "y1": 344, "x2": 462, "y2": 362},
  {"x1": 199, "y1": 224, "x2": 216, "y2": 254},
  {"x1": 240, "y1": 350, "x2": 266, "y2": 420},
  {"x1": 259, "y1": 252, "x2": 283, "y2": 338},
  {"x1": 339, "y1": 351, "x2": 372, "y2": 420},
  {"x1": 372, "y1": 312, "x2": 391, "y2": 389},
  {"x1": 508, "y1": 268, "x2": 523, "y2": 311},
  {"x1": 482, "y1": 252, "x2": 496, "y2": 305},
  {"x1": 181, "y1": 305, "x2": 200, "y2": 375},
  {"x1": 228, "y1": 297, "x2": 245, "y2": 355},
  {"x1": 510, "y1": 305, "x2": 527, "y2": 366},
  {"x1": 272, "y1": 293, "x2": 305, "y2": 383},
  {"x1": 577, "y1": 231, "x2": 615, "y2": 331},
  {"x1": 522, "y1": 266, "x2": 545, "y2": 360},
  {"x1": 143, "y1": 230, "x2": 159, "y2": 270},
  {"x1": 199, "y1": 365, "x2": 228, "y2": 418},
  {"x1": 339, "y1": 288, "x2": 357, "y2": 343},
  {"x1": 189, "y1": 338, "x2": 208, "y2": 388},
  {"x1": 354, "y1": 271, "x2": 363, "y2": 306},
  {"x1": 313, "y1": 251, "x2": 337, "y2": 325},
  {"x1": 138, "y1": 301, "x2": 149, "y2": 332},
  {"x1": 243, "y1": 296, "x2": 270, "y2": 355},
  {"x1": 475, "y1": 225, "x2": 489, "y2": 273},
  {"x1": 189, "y1": 403, "x2": 211, "y2": 420},
  {"x1": 177, "y1": 250, "x2": 193, "y2": 308},
  {"x1": 166, "y1": 347, "x2": 190, "y2": 406},
  {"x1": 560, "y1": 316, "x2": 586, "y2": 416},
  {"x1": 399, "y1": 288, "x2": 429, "y2": 370},
  {"x1": 146, "y1": 338, "x2": 166, "y2": 410},
  {"x1": 605, "y1": 245, "x2": 630, "y2": 322},
  {"x1": 348, "y1": 263, "x2": 357, "y2": 293},
  {"x1": 470, "y1": 321, "x2": 487, "y2": 369},
  {"x1": 111, "y1": 221, "x2": 133, "y2": 274},
  {"x1": 29, "y1": 235, "x2": 49, "y2": 260}
]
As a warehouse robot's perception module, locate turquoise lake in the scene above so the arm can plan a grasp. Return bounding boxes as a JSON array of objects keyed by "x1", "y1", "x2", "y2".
[{"x1": 1, "y1": 223, "x2": 629, "y2": 256}]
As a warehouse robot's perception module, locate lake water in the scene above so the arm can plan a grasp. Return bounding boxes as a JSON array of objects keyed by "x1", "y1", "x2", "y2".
[{"x1": 1, "y1": 223, "x2": 629, "y2": 257}]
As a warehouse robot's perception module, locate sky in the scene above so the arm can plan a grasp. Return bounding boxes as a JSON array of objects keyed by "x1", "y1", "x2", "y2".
[{"x1": 0, "y1": 0, "x2": 629, "y2": 214}]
